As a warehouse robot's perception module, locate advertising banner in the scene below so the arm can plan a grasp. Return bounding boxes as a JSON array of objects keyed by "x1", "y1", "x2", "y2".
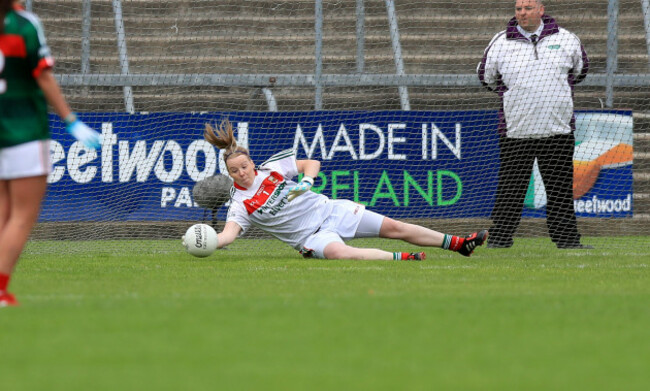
[
  {"x1": 41, "y1": 110, "x2": 632, "y2": 222},
  {"x1": 523, "y1": 111, "x2": 634, "y2": 218}
]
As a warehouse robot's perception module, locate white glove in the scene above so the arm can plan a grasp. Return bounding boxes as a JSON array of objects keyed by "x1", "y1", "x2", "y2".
[
  {"x1": 287, "y1": 176, "x2": 314, "y2": 202},
  {"x1": 65, "y1": 114, "x2": 101, "y2": 149}
]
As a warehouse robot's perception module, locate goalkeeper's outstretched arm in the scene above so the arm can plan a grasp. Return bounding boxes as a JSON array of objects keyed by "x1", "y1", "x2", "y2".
[
  {"x1": 217, "y1": 221, "x2": 242, "y2": 249},
  {"x1": 287, "y1": 159, "x2": 321, "y2": 201},
  {"x1": 296, "y1": 159, "x2": 320, "y2": 179}
]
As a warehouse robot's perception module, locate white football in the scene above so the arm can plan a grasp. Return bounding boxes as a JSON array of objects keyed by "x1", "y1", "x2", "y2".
[{"x1": 182, "y1": 223, "x2": 218, "y2": 257}]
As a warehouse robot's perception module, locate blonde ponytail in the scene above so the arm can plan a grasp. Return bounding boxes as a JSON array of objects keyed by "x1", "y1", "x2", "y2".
[{"x1": 204, "y1": 119, "x2": 250, "y2": 163}]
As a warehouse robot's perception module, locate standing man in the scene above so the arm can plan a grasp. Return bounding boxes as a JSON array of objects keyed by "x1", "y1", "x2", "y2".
[{"x1": 477, "y1": 0, "x2": 592, "y2": 249}]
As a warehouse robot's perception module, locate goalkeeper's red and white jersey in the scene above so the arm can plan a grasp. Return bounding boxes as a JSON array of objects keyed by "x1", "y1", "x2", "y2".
[{"x1": 226, "y1": 149, "x2": 333, "y2": 250}]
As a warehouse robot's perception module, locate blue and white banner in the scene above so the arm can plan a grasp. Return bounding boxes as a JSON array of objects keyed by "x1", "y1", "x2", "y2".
[
  {"x1": 41, "y1": 110, "x2": 632, "y2": 221},
  {"x1": 523, "y1": 111, "x2": 634, "y2": 218}
]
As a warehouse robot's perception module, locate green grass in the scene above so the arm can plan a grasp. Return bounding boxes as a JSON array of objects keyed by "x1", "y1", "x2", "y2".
[{"x1": 2, "y1": 237, "x2": 650, "y2": 391}]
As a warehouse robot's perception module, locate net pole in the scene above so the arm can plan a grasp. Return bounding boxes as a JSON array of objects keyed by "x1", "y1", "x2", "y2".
[
  {"x1": 314, "y1": 0, "x2": 324, "y2": 110},
  {"x1": 112, "y1": 0, "x2": 135, "y2": 113},
  {"x1": 261, "y1": 88, "x2": 278, "y2": 112},
  {"x1": 385, "y1": 0, "x2": 410, "y2": 110},
  {"x1": 81, "y1": 0, "x2": 91, "y2": 75},
  {"x1": 606, "y1": 0, "x2": 619, "y2": 108},
  {"x1": 642, "y1": 0, "x2": 650, "y2": 69},
  {"x1": 356, "y1": 0, "x2": 366, "y2": 74}
]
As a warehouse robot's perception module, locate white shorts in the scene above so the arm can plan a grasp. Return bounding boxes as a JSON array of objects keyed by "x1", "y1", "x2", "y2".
[
  {"x1": 300, "y1": 199, "x2": 385, "y2": 259},
  {"x1": 0, "y1": 140, "x2": 52, "y2": 180}
]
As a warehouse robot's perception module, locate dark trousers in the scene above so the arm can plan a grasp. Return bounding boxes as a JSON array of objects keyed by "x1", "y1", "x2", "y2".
[{"x1": 489, "y1": 134, "x2": 581, "y2": 247}]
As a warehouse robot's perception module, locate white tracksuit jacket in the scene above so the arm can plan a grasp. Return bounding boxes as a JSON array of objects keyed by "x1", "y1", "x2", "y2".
[{"x1": 477, "y1": 15, "x2": 589, "y2": 139}]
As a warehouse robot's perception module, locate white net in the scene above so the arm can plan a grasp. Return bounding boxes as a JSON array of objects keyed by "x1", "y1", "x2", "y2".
[{"x1": 26, "y1": 0, "x2": 650, "y2": 251}]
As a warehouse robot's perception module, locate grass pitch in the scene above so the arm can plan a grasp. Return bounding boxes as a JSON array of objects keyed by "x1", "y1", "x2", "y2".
[{"x1": 2, "y1": 237, "x2": 649, "y2": 391}]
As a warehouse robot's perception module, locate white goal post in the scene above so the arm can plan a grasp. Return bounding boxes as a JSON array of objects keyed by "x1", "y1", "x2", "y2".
[{"x1": 19, "y1": 0, "x2": 650, "y2": 253}]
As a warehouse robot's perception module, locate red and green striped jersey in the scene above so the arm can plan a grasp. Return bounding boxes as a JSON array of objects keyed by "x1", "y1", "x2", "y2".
[{"x1": 0, "y1": 6, "x2": 55, "y2": 148}]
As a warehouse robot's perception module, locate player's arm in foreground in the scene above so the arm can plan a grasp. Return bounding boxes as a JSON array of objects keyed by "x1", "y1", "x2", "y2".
[
  {"x1": 36, "y1": 69, "x2": 100, "y2": 149},
  {"x1": 216, "y1": 221, "x2": 242, "y2": 249},
  {"x1": 287, "y1": 159, "x2": 320, "y2": 201}
]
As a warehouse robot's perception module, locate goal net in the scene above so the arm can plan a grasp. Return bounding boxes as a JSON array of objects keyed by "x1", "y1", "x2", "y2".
[{"x1": 24, "y1": 0, "x2": 649, "y2": 253}]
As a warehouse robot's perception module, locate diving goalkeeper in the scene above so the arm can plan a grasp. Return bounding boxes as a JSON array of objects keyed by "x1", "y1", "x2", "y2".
[{"x1": 203, "y1": 120, "x2": 488, "y2": 261}]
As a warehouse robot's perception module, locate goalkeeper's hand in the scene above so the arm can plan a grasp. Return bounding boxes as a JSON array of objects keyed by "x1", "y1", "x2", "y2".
[
  {"x1": 65, "y1": 114, "x2": 101, "y2": 149},
  {"x1": 287, "y1": 176, "x2": 314, "y2": 202}
]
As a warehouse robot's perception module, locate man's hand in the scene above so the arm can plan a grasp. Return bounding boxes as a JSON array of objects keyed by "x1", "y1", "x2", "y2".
[{"x1": 287, "y1": 176, "x2": 314, "y2": 202}]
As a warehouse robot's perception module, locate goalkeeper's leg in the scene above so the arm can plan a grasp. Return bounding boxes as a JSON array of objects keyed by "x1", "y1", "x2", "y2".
[
  {"x1": 302, "y1": 229, "x2": 424, "y2": 261},
  {"x1": 377, "y1": 216, "x2": 487, "y2": 257},
  {"x1": 322, "y1": 242, "x2": 424, "y2": 261}
]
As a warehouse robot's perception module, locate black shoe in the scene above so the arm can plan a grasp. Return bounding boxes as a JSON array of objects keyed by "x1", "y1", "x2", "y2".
[
  {"x1": 557, "y1": 243, "x2": 594, "y2": 249},
  {"x1": 458, "y1": 230, "x2": 489, "y2": 257}
]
